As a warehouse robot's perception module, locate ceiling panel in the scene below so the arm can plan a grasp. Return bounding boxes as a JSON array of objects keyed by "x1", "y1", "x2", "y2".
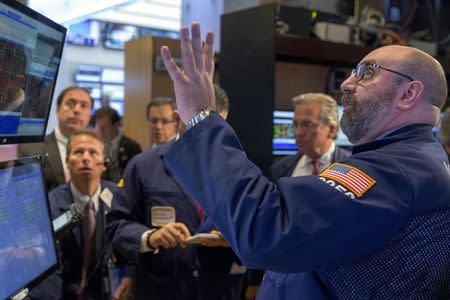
[{"x1": 28, "y1": 0, "x2": 181, "y2": 30}]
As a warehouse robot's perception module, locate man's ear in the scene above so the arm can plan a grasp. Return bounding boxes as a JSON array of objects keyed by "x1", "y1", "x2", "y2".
[
  {"x1": 173, "y1": 110, "x2": 181, "y2": 125},
  {"x1": 397, "y1": 81, "x2": 423, "y2": 111},
  {"x1": 327, "y1": 124, "x2": 337, "y2": 139}
]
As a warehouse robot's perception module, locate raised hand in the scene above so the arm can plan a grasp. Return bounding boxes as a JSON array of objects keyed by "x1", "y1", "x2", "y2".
[{"x1": 160, "y1": 23, "x2": 216, "y2": 124}]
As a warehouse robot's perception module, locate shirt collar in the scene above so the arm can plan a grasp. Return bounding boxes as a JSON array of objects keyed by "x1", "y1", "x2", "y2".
[
  {"x1": 298, "y1": 141, "x2": 336, "y2": 167},
  {"x1": 151, "y1": 133, "x2": 178, "y2": 148},
  {"x1": 54, "y1": 126, "x2": 68, "y2": 145},
  {"x1": 69, "y1": 182, "x2": 102, "y2": 212},
  {"x1": 110, "y1": 132, "x2": 122, "y2": 148}
]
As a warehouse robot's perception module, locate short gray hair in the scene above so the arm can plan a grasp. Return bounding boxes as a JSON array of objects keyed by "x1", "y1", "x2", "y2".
[
  {"x1": 292, "y1": 92, "x2": 339, "y2": 138},
  {"x1": 440, "y1": 107, "x2": 450, "y2": 146}
]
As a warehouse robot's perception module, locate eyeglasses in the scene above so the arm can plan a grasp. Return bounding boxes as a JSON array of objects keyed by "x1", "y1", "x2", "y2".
[
  {"x1": 352, "y1": 62, "x2": 414, "y2": 82},
  {"x1": 293, "y1": 120, "x2": 319, "y2": 130},
  {"x1": 148, "y1": 118, "x2": 176, "y2": 126}
]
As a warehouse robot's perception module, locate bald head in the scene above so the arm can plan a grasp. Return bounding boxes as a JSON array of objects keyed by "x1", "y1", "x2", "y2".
[{"x1": 382, "y1": 45, "x2": 447, "y2": 109}]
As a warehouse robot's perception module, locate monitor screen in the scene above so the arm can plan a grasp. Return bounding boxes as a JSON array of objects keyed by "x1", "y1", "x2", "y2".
[
  {"x1": 103, "y1": 23, "x2": 139, "y2": 50},
  {"x1": 101, "y1": 67, "x2": 124, "y2": 84},
  {"x1": 74, "y1": 65, "x2": 102, "y2": 82},
  {"x1": 273, "y1": 110, "x2": 297, "y2": 155},
  {"x1": 102, "y1": 84, "x2": 124, "y2": 102},
  {"x1": 0, "y1": 156, "x2": 58, "y2": 299},
  {"x1": 0, "y1": 0, "x2": 66, "y2": 144},
  {"x1": 93, "y1": 100, "x2": 124, "y2": 116},
  {"x1": 139, "y1": 26, "x2": 179, "y2": 39},
  {"x1": 66, "y1": 19, "x2": 100, "y2": 46},
  {"x1": 76, "y1": 81, "x2": 101, "y2": 100}
]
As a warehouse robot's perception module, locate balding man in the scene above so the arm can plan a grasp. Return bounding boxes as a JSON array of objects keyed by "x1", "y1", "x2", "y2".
[{"x1": 161, "y1": 24, "x2": 450, "y2": 299}]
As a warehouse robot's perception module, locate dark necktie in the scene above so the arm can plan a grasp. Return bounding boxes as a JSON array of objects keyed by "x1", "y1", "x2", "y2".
[
  {"x1": 77, "y1": 199, "x2": 96, "y2": 298},
  {"x1": 311, "y1": 159, "x2": 321, "y2": 176}
]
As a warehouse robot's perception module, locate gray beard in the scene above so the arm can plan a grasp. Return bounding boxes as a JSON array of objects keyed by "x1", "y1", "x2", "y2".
[{"x1": 340, "y1": 91, "x2": 394, "y2": 143}]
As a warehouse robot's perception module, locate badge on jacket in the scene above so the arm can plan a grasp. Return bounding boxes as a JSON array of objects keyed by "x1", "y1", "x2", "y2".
[{"x1": 151, "y1": 206, "x2": 176, "y2": 227}]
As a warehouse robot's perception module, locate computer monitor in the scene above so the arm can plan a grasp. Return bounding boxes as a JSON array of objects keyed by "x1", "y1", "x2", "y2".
[
  {"x1": 101, "y1": 67, "x2": 124, "y2": 84},
  {"x1": 66, "y1": 19, "x2": 100, "y2": 47},
  {"x1": 103, "y1": 23, "x2": 139, "y2": 50},
  {"x1": 0, "y1": 156, "x2": 58, "y2": 300},
  {"x1": 0, "y1": 0, "x2": 66, "y2": 144},
  {"x1": 273, "y1": 110, "x2": 297, "y2": 155}
]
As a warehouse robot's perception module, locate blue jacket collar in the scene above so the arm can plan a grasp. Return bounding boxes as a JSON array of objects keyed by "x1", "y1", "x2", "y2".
[{"x1": 352, "y1": 124, "x2": 434, "y2": 155}]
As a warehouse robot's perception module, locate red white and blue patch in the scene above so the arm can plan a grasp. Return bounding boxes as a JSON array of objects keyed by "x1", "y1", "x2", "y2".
[{"x1": 320, "y1": 163, "x2": 376, "y2": 197}]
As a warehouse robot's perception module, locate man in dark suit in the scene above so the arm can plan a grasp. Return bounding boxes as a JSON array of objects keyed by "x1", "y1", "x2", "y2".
[
  {"x1": 247, "y1": 93, "x2": 351, "y2": 299},
  {"x1": 270, "y1": 92, "x2": 351, "y2": 179},
  {"x1": 18, "y1": 86, "x2": 93, "y2": 191},
  {"x1": 94, "y1": 107, "x2": 142, "y2": 183},
  {"x1": 50, "y1": 129, "x2": 132, "y2": 300}
]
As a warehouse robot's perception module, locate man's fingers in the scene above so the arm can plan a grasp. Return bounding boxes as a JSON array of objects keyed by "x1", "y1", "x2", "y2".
[
  {"x1": 180, "y1": 26, "x2": 196, "y2": 76},
  {"x1": 161, "y1": 46, "x2": 184, "y2": 83},
  {"x1": 166, "y1": 225, "x2": 184, "y2": 241},
  {"x1": 191, "y1": 23, "x2": 204, "y2": 71},
  {"x1": 173, "y1": 222, "x2": 191, "y2": 239},
  {"x1": 159, "y1": 232, "x2": 176, "y2": 248},
  {"x1": 204, "y1": 31, "x2": 215, "y2": 77}
]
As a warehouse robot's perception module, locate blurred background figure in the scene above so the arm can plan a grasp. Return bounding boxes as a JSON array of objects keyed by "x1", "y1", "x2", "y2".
[
  {"x1": 270, "y1": 92, "x2": 350, "y2": 179},
  {"x1": 101, "y1": 94, "x2": 111, "y2": 108},
  {"x1": 94, "y1": 107, "x2": 141, "y2": 183},
  {"x1": 146, "y1": 97, "x2": 179, "y2": 147}
]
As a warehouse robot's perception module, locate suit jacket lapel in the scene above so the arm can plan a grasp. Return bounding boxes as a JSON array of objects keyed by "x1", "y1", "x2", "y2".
[
  {"x1": 45, "y1": 132, "x2": 65, "y2": 184},
  {"x1": 287, "y1": 153, "x2": 302, "y2": 177}
]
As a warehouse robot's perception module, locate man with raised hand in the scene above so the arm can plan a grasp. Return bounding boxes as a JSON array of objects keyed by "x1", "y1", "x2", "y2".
[{"x1": 160, "y1": 23, "x2": 450, "y2": 299}]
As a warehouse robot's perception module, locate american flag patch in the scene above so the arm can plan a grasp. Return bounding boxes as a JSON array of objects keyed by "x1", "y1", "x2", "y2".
[{"x1": 320, "y1": 163, "x2": 376, "y2": 197}]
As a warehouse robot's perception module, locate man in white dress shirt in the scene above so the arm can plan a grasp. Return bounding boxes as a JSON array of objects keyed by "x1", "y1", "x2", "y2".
[{"x1": 270, "y1": 92, "x2": 351, "y2": 180}]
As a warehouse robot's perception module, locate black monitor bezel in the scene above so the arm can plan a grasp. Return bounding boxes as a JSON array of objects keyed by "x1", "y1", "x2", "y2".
[
  {"x1": 0, "y1": 0, "x2": 66, "y2": 145},
  {"x1": 1, "y1": 155, "x2": 59, "y2": 300}
]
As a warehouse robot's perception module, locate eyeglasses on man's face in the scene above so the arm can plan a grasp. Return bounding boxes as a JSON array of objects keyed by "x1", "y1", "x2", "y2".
[
  {"x1": 351, "y1": 62, "x2": 414, "y2": 82},
  {"x1": 293, "y1": 120, "x2": 319, "y2": 130},
  {"x1": 148, "y1": 118, "x2": 176, "y2": 126}
]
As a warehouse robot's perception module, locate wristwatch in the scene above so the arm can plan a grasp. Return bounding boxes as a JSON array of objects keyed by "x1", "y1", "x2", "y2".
[{"x1": 186, "y1": 109, "x2": 211, "y2": 130}]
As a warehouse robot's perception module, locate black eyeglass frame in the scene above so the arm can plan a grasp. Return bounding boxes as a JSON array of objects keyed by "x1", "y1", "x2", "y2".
[{"x1": 352, "y1": 62, "x2": 414, "y2": 82}]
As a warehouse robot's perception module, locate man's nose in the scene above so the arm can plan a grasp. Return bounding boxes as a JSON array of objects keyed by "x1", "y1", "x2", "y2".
[
  {"x1": 340, "y1": 75, "x2": 357, "y2": 94},
  {"x1": 81, "y1": 151, "x2": 92, "y2": 161}
]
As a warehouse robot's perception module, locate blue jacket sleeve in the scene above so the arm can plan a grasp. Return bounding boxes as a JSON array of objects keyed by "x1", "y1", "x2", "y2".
[
  {"x1": 164, "y1": 114, "x2": 412, "y2": 273},
  {"x1": 106, "y1": 156, "x2": 151, "y2": 265}
]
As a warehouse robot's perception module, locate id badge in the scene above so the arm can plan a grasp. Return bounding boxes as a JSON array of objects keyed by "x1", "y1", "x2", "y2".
[{"x1": 151, "y1": 206, "x2": 176, "y2": 227}]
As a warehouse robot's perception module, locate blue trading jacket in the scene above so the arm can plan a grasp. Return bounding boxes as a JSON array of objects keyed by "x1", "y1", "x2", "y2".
[
  {"x1": 164, "y1": 114, "x2": 450, "y2": 299},
  {"x1": 106, "y1": 141, "x2": 200, "y2": 300}
]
